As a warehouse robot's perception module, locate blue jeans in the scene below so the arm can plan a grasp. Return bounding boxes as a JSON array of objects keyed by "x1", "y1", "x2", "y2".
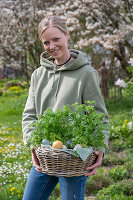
[{"x1": 22, "y1": 166, "x2": 88, "y2": 200}]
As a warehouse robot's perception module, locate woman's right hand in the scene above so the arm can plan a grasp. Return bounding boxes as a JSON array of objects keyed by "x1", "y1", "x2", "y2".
[{"x1": 31, "y1": 148, "x2": 42, "y2": 172}]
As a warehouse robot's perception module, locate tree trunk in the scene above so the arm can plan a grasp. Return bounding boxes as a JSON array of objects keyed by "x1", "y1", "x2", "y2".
[{"x1": 114, "y1": 43, "x2": 132, "y2": 78}]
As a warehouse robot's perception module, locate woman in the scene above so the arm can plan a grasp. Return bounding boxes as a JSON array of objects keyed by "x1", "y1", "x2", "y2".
[{"x1": 22, "y1": 16, "x2": 109, "y2": 200}]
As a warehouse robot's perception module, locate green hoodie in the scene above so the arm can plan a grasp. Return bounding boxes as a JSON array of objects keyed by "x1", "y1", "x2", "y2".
[{"x1": 22, "y1": 49, "x2": 110, "y2": 152}]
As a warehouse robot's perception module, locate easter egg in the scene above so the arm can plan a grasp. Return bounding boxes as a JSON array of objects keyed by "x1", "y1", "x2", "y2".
[
  {"x1": 52, "y1": 140, "x2": 63, "y2": 149},
  {"x1": 62, "y1": 145, "x2": 67, "y2": 149},
  {"x1": 42, "y1": 139, "x2": 50, "y2": 146}
]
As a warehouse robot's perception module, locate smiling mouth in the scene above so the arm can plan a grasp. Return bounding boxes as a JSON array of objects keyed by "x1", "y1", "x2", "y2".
[
  {"x1": 50, "y1": 49, "x2": 61, "y2": 56},
  {"x1": 52, "y1": 51, "x2": 58, "y2": 56}
]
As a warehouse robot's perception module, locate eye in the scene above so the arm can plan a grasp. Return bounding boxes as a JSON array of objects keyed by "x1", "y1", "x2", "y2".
[
  {"x1": 43, "y1": 41, "x2": 49, "y2": 46},
  {"x1": 53, "y1": 38, "x2": 59, "y2": 42}
]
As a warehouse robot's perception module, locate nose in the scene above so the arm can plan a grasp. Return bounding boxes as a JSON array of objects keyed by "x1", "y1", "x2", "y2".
[{"x1": 49, "y1": 42, "x2": 55, "y2": 50}]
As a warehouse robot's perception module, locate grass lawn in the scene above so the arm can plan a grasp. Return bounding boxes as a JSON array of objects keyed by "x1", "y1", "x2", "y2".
[{"x1": 0, "y1": 79, "x2": 133, "y2": 200}]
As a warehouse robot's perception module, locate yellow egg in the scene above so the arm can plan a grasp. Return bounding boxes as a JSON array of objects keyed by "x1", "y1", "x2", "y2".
[{"x1": 52, "y1": 140, "x2": 63, "y2": 149}]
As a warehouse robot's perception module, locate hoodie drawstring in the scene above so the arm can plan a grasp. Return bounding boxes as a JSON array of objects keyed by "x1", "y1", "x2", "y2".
[
  {"x1": 52, "y1": 66, "x2": 56, "y2": 88},
  {"x1": 55, "y1": 71, "x2": 61, "y2": 97},
  {"x1": 52, "y1": 67, "x2": 61, "y2": 97}
]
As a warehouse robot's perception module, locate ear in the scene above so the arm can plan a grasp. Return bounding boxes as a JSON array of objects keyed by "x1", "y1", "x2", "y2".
[{"x1": 66, "y1": 31, "x2": 70, "y2": 41}]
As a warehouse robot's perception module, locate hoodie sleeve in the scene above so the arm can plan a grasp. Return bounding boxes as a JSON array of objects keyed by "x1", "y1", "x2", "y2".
[
  {"x1": 22, "y1": 71, "x2": 37, "y2": 145},
  {"x1": 83, "y1": 70, "x2": 110, "y2": 154}
]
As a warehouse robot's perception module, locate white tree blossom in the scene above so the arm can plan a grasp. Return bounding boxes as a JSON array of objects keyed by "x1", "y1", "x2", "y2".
[
  {"x1": 115, "y1": 78, "x2": 127, "y2": 88},
  {"x1": 128, "y1": 58, "x2": 133, "y2": 66}
]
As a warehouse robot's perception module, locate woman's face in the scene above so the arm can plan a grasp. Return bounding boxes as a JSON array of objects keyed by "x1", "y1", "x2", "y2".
[{"x1": 41, "y1": 26, "x2": 70, "y2": 63}]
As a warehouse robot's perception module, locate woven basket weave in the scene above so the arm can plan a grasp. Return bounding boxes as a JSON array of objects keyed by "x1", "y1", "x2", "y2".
[{"x1": 35, "y1": 146, "x2": 97, "y2": 177}]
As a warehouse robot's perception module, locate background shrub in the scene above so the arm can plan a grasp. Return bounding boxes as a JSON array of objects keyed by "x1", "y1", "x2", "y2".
[
  {"x1": 108, "y1": 166, "x2": 130, "y2": 181},
  {"x1": 96, "y1": 180, "x2": 133, "y2": 200}
]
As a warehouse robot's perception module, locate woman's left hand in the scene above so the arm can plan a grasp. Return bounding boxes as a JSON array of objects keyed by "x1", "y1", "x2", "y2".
[
  {"x1": 85, "y1": 151, "x2": 103, "y2": 176},
  {"x1": 31, "y1": 148, "x2": 42, "y2": 172}
]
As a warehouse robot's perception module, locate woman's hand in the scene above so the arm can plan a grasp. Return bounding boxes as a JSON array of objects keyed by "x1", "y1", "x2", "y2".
[
  {"x1": 85, "y1": 151, "x2": 103, "y2": 176},
  {"x1": 31, "y1": 148, "x2": 42, "y2": 172}
]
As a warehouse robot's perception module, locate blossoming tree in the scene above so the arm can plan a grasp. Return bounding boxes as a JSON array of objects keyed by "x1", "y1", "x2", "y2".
[{"x1": 0, "y1": 0, "x2": 133, "y2": 83}]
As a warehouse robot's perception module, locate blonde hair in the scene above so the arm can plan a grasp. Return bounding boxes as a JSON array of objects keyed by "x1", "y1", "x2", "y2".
[{"x1": 38, "y1": 16, "x2": 68, "y2": 40}]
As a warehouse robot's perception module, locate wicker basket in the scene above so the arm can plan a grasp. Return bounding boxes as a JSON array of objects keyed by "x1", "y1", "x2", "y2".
[{"x1": 35, "y1": 146, "x2": 97, "y2": 177}]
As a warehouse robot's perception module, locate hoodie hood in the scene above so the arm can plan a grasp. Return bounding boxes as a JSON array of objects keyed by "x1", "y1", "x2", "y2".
[
  {"x1": 40, "y1": 49, "x2": 90, "y2": 97},
  {"x1": 40, "y1": 49, "x2": 89, "y2": 71}
]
